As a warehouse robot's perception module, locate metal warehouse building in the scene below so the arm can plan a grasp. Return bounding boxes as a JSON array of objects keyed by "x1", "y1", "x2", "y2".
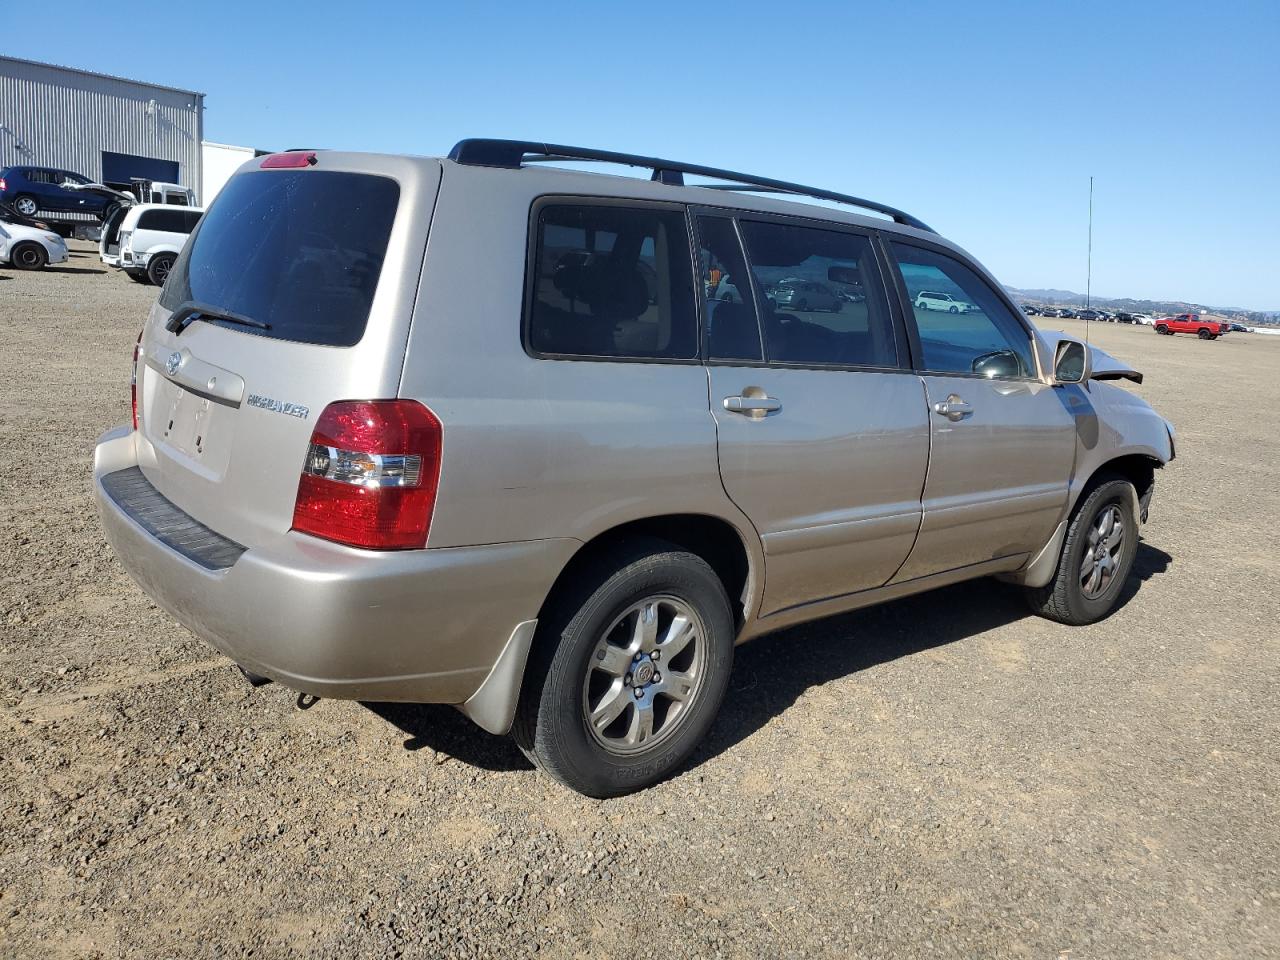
[{"x1": 0, "y1": 55, "x2": 204, "y2": 197}]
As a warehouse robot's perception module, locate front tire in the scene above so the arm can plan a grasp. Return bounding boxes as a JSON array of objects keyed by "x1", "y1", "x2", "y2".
[
  {"x1": 1024, "y1": 477, "x2": 1138, "y2": 625},
  {"x1": 1155, "y1": 325, "x2": 1169, "y2": 335},
  {"x1": 10, "y1": 242, "x2": 47, "y2": 270},
  {"x1": 126, "y1": 270, "x2": 149, "y2": 284},
  {"x1": 513, "y1": 539, "x2": 734, "y2": 798},
  {"x1": 949, "y1": 305, "x2": 959, "y2": 314}
]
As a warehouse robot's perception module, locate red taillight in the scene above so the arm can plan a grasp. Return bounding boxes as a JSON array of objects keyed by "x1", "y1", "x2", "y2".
[
  {"x1": 260, "y1": 151, "x2": 317, "y2": 169},
  {"x1": 130, "y1": 330, "x2": 143, "y2": 431},
  {"x1": 0, "y1": 178, "x2": 7, "y2": 192},
  {"x1": 291, "y1": 400, "x2": 443, "y2": 550}
]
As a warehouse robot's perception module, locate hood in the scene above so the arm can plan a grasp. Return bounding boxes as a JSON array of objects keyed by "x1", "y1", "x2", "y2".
[{"x1": 1088, "y1": 345, "x2": 1143, "y2": 384}]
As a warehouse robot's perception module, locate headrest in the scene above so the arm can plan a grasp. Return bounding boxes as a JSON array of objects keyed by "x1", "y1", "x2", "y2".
[{"x1": 554, "y1": 260, "x2": 649, "y2": 320}]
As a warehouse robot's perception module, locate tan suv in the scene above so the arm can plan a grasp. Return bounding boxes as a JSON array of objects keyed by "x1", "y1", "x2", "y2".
[{"x1": 93, "y1": 140, "x2": 1175, "y2": 797}]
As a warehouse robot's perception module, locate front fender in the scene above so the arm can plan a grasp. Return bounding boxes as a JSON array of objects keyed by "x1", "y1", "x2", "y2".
[
  {"x1": 1003, "y1": 380, "x2": 1172, "y2": 589},
  {"x1": 1066, "y1": 380, "x2": 1172, "y2": 504}
]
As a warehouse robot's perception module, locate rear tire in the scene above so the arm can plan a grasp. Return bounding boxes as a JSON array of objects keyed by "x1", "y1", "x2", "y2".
[
  {"x1": 1155, "y1": 325, "x2": 1169, "y2": 335},
  {"x1": 146, "y1": 253, "x2": 175, "y2": 286},
  {"x1": 10, "y1": 242, "x2": 47, "y2": 270},
  {"x1": 1024, "y1": 477, "x2": 1138, "y2": 625},
  {"x1": 513, "y1": 538, "x2": 734, "y2": 798},
  {"x1": 13, "y1": 195, "x2": 38, "y2": 217}
]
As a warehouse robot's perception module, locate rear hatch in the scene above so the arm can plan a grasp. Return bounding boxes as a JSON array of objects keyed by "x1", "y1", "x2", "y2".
[
  {"x1": 134, "y1": 152, "x2": 441, "y2": 550},
  {"x1": 99, "y1": 203, "x2": 130, "y2": 258}
]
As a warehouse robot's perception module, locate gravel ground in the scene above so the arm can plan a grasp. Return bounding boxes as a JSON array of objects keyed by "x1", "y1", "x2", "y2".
[{"x1": 2, "y1": 242, "x2": 1277, "y2": 959}]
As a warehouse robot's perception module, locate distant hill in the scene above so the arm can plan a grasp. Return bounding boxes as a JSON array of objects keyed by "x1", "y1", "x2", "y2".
[{"x1": 1005, "y1": 287, "x2": 1279, "y2": 324}]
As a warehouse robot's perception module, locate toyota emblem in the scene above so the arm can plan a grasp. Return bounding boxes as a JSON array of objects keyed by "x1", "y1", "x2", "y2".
[{"x1": 166, "y1": 351, "x2": 182, "y2": 376}]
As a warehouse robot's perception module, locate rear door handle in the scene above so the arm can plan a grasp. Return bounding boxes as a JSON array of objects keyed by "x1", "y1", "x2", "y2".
[
  {"x1": 723, "y1": 395, "x2": 782, "y2": 415},
  {"x1": 932, "y1": 395, "x2": 973, "y2": 421}
]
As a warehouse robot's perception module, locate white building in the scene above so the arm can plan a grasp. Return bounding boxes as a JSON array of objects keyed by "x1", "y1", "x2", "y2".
[{"x1": 201, "y1": 141, "x2": 263, "y2": 205}]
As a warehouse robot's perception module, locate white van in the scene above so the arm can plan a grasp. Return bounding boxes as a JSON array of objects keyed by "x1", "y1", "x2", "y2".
[
  {"x1": 117, "y1": 204, "x2": 204, "y2": 285},
  {"x1": 915, "y1": 290, "x2": 975, "y2": 313}
]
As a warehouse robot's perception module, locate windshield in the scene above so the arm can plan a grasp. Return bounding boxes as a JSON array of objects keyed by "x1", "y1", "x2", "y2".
[{"x1": 160, "y1": 170, "x2": 399, "y2": 347}]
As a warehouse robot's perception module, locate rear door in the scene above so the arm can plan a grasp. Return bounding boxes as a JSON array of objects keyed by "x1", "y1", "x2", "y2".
[
  {"x1": 135, "y1": 154, "x2": 440, "y2": 549},
  {"x1": 702, "y1": 213, "x2": 929, "y2": 615},
  {"x1": 885, "y1": 239, "x2": 1076, "y2": 581},
  {"x1": 26, "y1": 169, "x2": 61, "y2": 211}
]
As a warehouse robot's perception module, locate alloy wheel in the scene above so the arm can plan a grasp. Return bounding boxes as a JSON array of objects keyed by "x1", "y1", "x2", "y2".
[
  {"x1": 581, "y1": 595, "x2": 707, "y2": 755},
  {"x1": 1080, "y1": 504, "x2": 1124, "y2": 599}
]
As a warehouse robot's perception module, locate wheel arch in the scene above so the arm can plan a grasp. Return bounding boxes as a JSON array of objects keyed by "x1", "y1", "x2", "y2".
[
  {"x1": 458, "y1": 512, "x2": 761, "y2": 737},
  {"x1": 538, "y1": 513, "x2": 760, "y2": 636},
  {"x1": 1005, "y1": 452, "x2": 1163, "y2": 590}
]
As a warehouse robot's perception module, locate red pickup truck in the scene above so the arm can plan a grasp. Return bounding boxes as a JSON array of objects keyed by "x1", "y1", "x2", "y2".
[{"x1": 1154, "y1": 314, "x2": 1229, "y2": 339}]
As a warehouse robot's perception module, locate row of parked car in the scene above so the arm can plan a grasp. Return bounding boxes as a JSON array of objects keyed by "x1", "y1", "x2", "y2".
[
  {"x1": 1024, "y1": 305, "x2": 1149, "y2": 323},
  {"x1": 0, "y1": 164, "x2": 204, "y2": 284},
  {"x1": 1024, "y1": 302, "x2": 1251, "y2": 336}
]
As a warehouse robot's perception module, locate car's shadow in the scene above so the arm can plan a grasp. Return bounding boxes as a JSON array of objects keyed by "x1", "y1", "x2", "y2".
[
  {"x1": 46, "y1": 266, "x2": 107, "y2": 275},
  {"x1": 365, "y1": 541, "x2": 1172, "y2": 777}
]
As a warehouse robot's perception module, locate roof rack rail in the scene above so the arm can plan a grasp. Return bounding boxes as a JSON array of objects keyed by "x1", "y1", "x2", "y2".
[{"x1": 447, "y1": 139, "x2": 934, "y2": 233}]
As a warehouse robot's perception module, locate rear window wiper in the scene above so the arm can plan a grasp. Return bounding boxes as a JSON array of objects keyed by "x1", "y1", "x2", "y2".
[{"x1": 166, "y1": 301, "x2": 271, "y2": 336}]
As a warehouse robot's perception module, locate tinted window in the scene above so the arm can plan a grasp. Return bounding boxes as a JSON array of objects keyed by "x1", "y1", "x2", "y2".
[
  {"x1": 891, "y1": 243, "x2": 1035, "y2": 378},
  {"x1": 739, "y1": 220, "x2": 897, "y2": 367},
  {"x1": 138, "y1": 209, "x2": 194, "y2": 233},
  {"x1": 528, "y1": 204, "x2": 696, "y2": 360},
  {"x1": 183, "y1": 210, "x2": 203, "y2": 232},
  {"x1": 160, "y1": 170, "x2": 399, "y2": 347},
  {"x1": 697, "y1": 216, "x2": 763, "y2": 362}
]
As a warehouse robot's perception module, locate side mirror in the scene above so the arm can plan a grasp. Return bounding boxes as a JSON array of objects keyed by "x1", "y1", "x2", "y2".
[{"x1": 1053, "y1": 338, "x2": 1091, "y2": 384}]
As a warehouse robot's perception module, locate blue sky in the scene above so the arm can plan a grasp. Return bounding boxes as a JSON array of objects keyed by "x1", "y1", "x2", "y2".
[{"x1": 12, "y1": 0, "x2": 1279, "y2": 309}]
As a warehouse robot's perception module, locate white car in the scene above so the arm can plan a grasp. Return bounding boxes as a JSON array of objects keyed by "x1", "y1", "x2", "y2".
[
  {"x1": 0, "y1": 216, "x2": 68, "y2": 270},
  {"x1": 915, "y1": 289, "x2": 975, "y2": 313},
  {"x1": 115, "y1": 204, "x2": 204, "y2": 285}
]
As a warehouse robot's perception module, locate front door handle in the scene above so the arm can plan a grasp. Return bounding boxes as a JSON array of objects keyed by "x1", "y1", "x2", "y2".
[
  {"x1": 933, "y1": 394, "x2": 973, "y2": 421},
  {"x1": 723, "y1": 395, "x2": 782, "y2": 416}
]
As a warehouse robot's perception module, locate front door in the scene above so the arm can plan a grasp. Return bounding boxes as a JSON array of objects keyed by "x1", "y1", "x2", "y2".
[
  {"x1": 886, "y1": 240, "x2": 1076, "y2": 581},
  {"x1": 697, "y1": 214, "x2": 930, "y2": 616}
]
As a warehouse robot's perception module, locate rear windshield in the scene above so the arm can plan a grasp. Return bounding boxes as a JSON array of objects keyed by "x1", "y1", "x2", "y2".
[{"x1": 160, "y1": 170, "x2": 399, "y2": 347}]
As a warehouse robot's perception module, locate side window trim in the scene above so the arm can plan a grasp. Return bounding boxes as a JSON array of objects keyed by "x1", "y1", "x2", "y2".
[
  {"x1": 884, "y1": 236, "x2": 1044, "y2": 381},
  {"x1": 521, "y1": 195, "x2": 703, "y2": 365},
  {"x1": 690, "y1": 210, "x2": 769, "y2": 367}
]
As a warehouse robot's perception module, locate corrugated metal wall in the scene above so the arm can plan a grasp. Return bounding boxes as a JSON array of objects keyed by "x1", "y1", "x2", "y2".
[{"x1": 0, "y1": 56, "x2": 203, "y2": 190}]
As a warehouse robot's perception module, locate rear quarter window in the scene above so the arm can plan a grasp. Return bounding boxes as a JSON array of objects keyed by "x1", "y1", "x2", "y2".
[
  {"x1": 160, "y1": 170, "x2": 399, "y2": 347},
  {"x1": 138, "y1": 209, "x2": 193, "y2": 232},
  {"x1": 526, "y1": 202, "x2": 697, "y2": 361}
]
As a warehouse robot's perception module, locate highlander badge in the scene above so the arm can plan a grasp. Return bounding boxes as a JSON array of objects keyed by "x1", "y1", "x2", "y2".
[{"x1": 166, "y1": 351, "x2": 182, "y2": 376}]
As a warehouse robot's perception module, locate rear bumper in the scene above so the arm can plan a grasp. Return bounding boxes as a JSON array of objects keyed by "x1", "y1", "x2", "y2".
[{"x1": 93, "y1": 426, "x2": 577, "y2": 703}]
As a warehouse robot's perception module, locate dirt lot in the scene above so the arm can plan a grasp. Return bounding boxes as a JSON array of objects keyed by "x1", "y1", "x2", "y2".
[{"x1": 2, "y1": 242, "x2": 1277, "y2": 959}]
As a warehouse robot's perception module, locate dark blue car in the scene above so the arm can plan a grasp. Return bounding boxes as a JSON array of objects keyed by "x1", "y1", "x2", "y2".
[{"x1": 0, "y1": 166, "x2": 110, "y2": 217}]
